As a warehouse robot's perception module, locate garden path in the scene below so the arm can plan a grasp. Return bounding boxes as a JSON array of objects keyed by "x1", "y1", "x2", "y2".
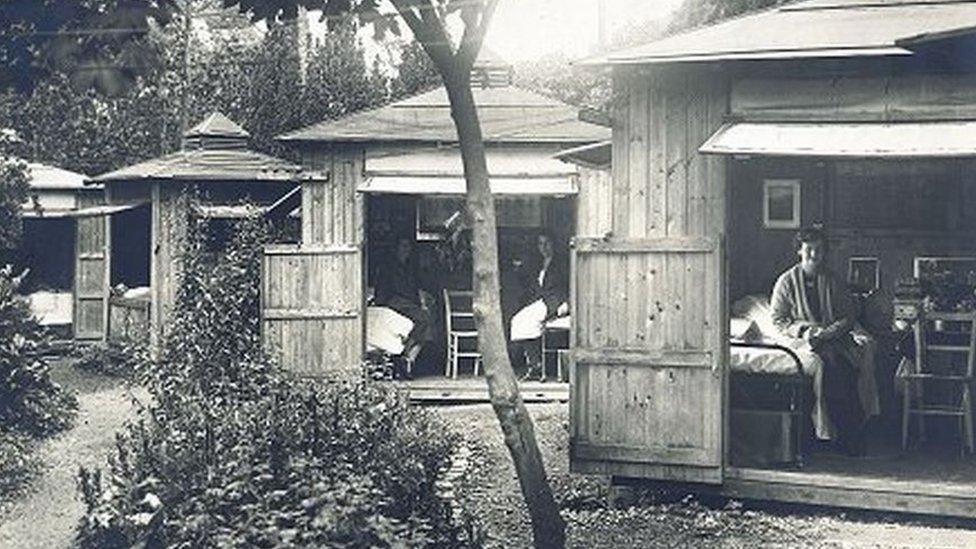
[
  {"x1": 0, "y1": 360, "x2": 145, "y2": 549},
  {"x1": 438, "y1": 403, "x2": 976, "y2": 548}
]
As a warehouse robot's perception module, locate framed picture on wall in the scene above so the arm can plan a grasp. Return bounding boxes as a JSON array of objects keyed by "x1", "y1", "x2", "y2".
[
  {"x1": 763, "y1": 179, "x2": 801, "y2": 229},
  {"x1": 849, "y1": 256, "x2": 880, "y2": 292}
]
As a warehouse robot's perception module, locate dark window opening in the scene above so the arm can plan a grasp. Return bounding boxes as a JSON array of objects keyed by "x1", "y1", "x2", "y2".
[{"x1": 110, "y1": 205, "x2": 151, "y2": 288}]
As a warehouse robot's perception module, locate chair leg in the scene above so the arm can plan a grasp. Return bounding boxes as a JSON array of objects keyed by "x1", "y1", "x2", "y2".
[
  {"x1": 452, "y1": 337, "x2": 459, "y2": 380},
  {"x1": 963, "y1": 385, "x2": 974, "y2": 454},
  {"x1": 445, "y1": 336, "x2": 453, "y2": 378},
  {"x1": 902, "y1": 381, "x2": 911, "y2": 451}
]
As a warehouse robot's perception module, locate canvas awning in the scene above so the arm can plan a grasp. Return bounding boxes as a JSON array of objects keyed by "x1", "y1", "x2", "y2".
[
  {"x1": 359, "y1": 175, "x2": 577, "y2": 196},
  {"x1": 359, "y1": 147, "x2": 579, "y2": 196},
  {"x1": 700, "y1": 121, "x2": 976, "y2": 158},
  {"x1": 61, "y1": 202, "x2": 148, "y2": 218},
  {"x1": 194, "y1": 204, "x2": 266, "y2": 219}
]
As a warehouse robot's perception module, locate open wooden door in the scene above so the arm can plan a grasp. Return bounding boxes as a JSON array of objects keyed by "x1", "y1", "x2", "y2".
[
  {"x1": 569, "y1": 236, "x2": 725, "y2": 483},
  {"x1": 73, "y1": 194, "x2": 108, "y2": 340},
  {"x1": 261, "y1": 244, "x2": 362, "y2": 377}
]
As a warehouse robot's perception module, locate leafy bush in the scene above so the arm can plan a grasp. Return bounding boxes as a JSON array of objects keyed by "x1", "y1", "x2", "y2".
[
  {"x1": 71, "y1": 339, "x2": 149, "y2": 379},
  {"x1": 0, "y1": 265, "x2": 76, "y2": 503},
  {"x1": 77, "y1": 208, "x2": 477, "y2": 548},
  {"x1": 0, "y1": 431, "x2": 41, "y2": 499},
  {"x1": 0, "y1": 265, "x2": 77, "y2": 438},
  {"x1": 0, "y1": 154, "x2": 29, "y2": 250}
]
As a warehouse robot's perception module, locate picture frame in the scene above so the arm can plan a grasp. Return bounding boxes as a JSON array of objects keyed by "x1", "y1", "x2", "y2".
[
  {"x1": 913, "y1": 256, "x2": 976, "y2": 283},
  {"x1": 849, "y1": 256, "x2": 880, "y2": 292},
  {"x1": 762, "y1": 179, "x2": 801, "y2": 229}
]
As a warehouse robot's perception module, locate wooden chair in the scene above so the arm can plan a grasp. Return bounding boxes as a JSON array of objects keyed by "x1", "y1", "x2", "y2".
[
  {"x1": 902, "y1": 310, "x2": 976, "y2": 454},
  {"x1": 443, "y1": 289, "x2": 482, "y2": 379}
]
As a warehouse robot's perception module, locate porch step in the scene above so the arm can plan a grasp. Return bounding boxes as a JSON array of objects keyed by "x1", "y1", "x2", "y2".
[{"x1": 396, "y1": 378, "x2": 568, "y2": 404}]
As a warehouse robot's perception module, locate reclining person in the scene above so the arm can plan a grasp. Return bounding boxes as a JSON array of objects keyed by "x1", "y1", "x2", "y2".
[
  {"x1": 374, "y1": 238, "x2": 432, "y2": 365},
  {"x1": 510, "y1": 232, "x2": 568, "y2": 381},
  {"x1": 770, "y1": 228, "x2": 879, "y2": 455}
]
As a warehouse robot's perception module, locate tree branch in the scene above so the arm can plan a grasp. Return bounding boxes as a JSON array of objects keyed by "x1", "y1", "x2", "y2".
[
  {"x1": 390, "y1": 0, "x2": 454, "y2": 73},
  {"x1": 455, "y1": 0, "x2": 499, "y2": 72}
]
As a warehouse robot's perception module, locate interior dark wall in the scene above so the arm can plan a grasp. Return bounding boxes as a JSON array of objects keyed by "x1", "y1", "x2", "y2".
[
  {"x1": 728, "y1": 158, "x2": 976, "y2": 315},
  {"x1": 111, "y1": 204, "x2": 151, "y2": 287},
  {"x1": 6, "y1": 218, "x2": 76, "y2": 291},
  {"x1": 728, "y1": 158, "x2": 826, "y2": 301}
]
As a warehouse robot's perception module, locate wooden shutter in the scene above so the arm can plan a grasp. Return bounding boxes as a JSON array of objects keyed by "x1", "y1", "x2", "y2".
[
  {"x1": 261, "y1": 244, "x2": 362, "y2": 377},
  {"x1": 569, "y1": 236, "x2": 725, "y2": 484},
  {"x1": 73, "y1": 194, "x2": 107, "y2": 340}
]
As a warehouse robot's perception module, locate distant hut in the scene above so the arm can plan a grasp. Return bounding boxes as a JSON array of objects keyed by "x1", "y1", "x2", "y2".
[
  {"x1": 262, "y1": 52, "x2": 609, "y2": 378},
  {"x1": 1, "y1": 161, "x2": 101, "y2": 336},
  {"x1": 88, "y1": 112, "x2": 303, "y2": 347}
]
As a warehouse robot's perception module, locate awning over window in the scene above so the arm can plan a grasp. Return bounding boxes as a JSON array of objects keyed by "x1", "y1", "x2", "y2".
[
  {"x1": 700, "y1": 121, "x2": 976, "y2": 158},
  {"x1": 359, "y1": 175, "x2": 576, "y2": 196},
  {"x1": 360, "y1": 147, "x2": 578, "y2": 195},
  {"x1": 61, "y1": 202, "x2": 148, "y2": 218}
]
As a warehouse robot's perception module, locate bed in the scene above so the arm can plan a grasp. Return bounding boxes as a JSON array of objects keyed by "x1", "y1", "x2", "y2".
[
  {"x1": 27, "y1": 290, "x2": 73, "y2": 326},
  {"x1": 729, "y1": 297, "x2": 814, "y2": 467}
]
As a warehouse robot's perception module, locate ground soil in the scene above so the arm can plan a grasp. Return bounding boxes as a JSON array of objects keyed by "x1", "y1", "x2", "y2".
[
  {"x1": 0, "y1": 359, "x2": 145, "y2": 549},
  {"x1": 436, "y1": 403, "x2": 976, "y2": 548}
]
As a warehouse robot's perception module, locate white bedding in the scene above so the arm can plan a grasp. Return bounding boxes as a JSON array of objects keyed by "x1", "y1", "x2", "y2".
[
  {"x1": 366, "y1": 306, "x2": 414, "y2": 355},
  {"x1": 27, "y1": 290, "x2": 72, "y2": 326},
  {"x1": 729, "y1": 339, "x2": 821, "y2": 376}
]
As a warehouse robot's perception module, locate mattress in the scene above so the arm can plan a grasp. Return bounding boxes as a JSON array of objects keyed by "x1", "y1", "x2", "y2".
[
  {"x1": 729, "y1": 341, "x2": 813, "y2": 376},
  {"x1": 27, "y1": 290, "x2": 72, "y2": 326}
]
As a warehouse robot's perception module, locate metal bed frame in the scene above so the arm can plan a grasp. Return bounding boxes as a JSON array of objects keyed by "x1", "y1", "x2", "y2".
[{"x1": 730, "y1": 340, "x2": 807, "y2": 468}]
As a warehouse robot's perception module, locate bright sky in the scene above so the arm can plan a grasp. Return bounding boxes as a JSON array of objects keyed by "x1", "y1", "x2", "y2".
[
  {"x1": 484, "y1": 0, "x2": 686, "y2": 61},
  {"x1": 304, "y1": 0, "x2": 688, "y2": 67}
]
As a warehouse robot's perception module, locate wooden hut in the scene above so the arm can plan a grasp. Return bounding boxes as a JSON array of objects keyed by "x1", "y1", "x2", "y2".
[
  {"x1": 87, "y1": 112, "x2": 302, "y2": 348},
  {"x1": 565, "y1": 0, "x2": 976, "y2": 518},
  {"x1": 0, "y1": 161, "x2": 104, "y2": 337},
  {"x1": 266, "y1": 55, "x2": 609, "y2": 378}
]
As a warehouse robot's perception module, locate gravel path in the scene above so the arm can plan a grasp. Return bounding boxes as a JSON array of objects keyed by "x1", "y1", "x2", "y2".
[
  {"x1": 436, "y1": 403, "x2": 976, "y2": 548},
  {"x1": 0, "y1": 361, "x2": 145, "y2": 549}
]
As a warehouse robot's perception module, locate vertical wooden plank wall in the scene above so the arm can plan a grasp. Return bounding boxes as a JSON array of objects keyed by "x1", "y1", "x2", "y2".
[
  {"x1": 571, "y1": 70, "x2": 729, "y2": 482},
  {"x1": 149, "y1": 183, "x2": 187, "y2": 352},
  {"x1": 73, "y1": 191, "x2": 108, "y2": 340},
  {"x1": 262, "y1": 144, "x2": 364, "y2": 375},
  {"x1": 575, "y1": 167, "x2": 614, "y2": 238},
  {"x1": 262, "y1": 245, "x2": 362, "y2": 376}
]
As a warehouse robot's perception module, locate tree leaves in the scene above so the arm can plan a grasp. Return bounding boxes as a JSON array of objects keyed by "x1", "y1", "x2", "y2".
[{"x1": 0, "y1": 0, "x2": 176, "y2": 94}]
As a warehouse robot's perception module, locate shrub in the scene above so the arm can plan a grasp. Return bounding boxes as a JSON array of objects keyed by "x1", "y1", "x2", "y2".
[
  {"x1": 77, "y1": 207, "x2": 478, "y2": 548},
  {"x1": 0, "y1": 431, "x2": 41, "y2": 499},
  {"x1": 71, "y1": 339, "x2": 149, "y2": 379},
  {"x1": 0, "y1": 265, "x2": 76, "y2": 438}
]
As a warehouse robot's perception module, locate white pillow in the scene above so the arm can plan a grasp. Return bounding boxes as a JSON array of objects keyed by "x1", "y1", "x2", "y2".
[{"x1": 731, "y1": 295, "x2": 777, "y2": 339}]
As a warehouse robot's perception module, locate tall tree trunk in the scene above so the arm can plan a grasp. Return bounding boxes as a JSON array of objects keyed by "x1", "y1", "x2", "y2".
[{"x1": 443, "y1": 70, "x2": 567, "y2": 549}]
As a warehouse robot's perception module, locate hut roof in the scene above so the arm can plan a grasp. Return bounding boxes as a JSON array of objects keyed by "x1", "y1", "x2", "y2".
[
  {"x1": 91, "y1": 112, "x2": 301, "y2": 184},
  {"x1": 25, "y1": 162, "x2": 89, "y2": 190},
  {"x1": 587, "y1": 0, "x2": 976, "y2": 66},
  {"x1": 277, "y1": 85, "x2": 610, "y2": 144},
  {"x1": 185, "y1": 112, "x2": 250, "y2": 139}
]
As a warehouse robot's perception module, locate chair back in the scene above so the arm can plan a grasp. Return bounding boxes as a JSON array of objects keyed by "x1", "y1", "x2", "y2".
[
  {"x1": 914, "y1": 310, "x2": 976, "y2": 379},
  {"x1": 443, "y1": 290, "x2": 476, "y2": 334}
]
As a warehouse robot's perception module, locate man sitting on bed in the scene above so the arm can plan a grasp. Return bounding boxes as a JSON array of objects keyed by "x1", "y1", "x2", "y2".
[{"x1": 770, "y1": 228, "x2": 878, "y2": 455}]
